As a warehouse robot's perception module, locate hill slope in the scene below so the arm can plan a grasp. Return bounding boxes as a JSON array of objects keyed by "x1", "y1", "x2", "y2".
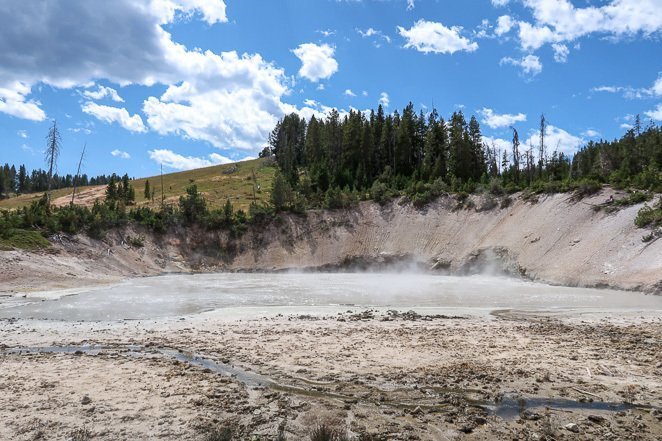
[
  {"x1": 0, "y1": 158, "x2": 276, "y2": 212},
  {"x1": 1, "y1": 188, "x2": 660, "y2": 295}
]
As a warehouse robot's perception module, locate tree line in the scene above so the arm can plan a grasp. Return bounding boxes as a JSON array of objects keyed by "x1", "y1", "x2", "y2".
[
  {"x1": 0, "y1": 162, "x2": 123, "y2": 198},
  {"x1": 267, "y1": 104, "x2": 661, "y2": 210}
]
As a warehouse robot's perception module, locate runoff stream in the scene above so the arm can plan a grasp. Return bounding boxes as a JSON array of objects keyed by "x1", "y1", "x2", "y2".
[{"x1": 2, "y1": 272, "x2": 660, "y2": 420}]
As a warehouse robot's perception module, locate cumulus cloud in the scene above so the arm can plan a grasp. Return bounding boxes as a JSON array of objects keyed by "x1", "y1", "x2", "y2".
[
  {"x1": 111, "y1": 149, "x2": 131, "y2": 159},
  {"x1": 479, "y1": 108, "x2": 527, "y2": 129},
  {"x1": 525, "y1": 124, "x2": 584, "y2": 156},
  {"x1": 491, "y1": 0, "x2": 510, "y2": 6},
  {"x1": 552, "y1": 43, "x2": 569, "y2": 63},
  {"x1": 82, "y1": 102, "x2": 147, "y2": 133},
  {"x1": 482, "y1": 136, "x2": 512, "y2": 156},
  {"x1": 344, "y1": 89, "x2": 357, "y2": 97},
  {"x1": 148, "y1": 148, "x2": 245, "y2": 171},
  {"x1": 495, "y1": 15, "x2": 515, "y2": 36},
  {"x1": 645, "y1": 104, "x2": 662, "y2": 121},
  {"x1": 582, "y1": 129, "x2": 600, "y2": 138},
  {"x1": 379, "y1": 92, "x2": 390, "y2": 108},
  {"x1": 398, "y1": 20, "x2": 478, "y2": 55},
  {"x1": 0, "y1": 81, "x2": 46, "y2": 121},
  {"x1": 500, "y1": 54, "x2": 543, "y2": 77},
  {"x1": 83, "y1": 85, "x2": 124, "y2": 102},
  {"x1": 292, "y1": 43, "x2": 339, "y2": 82},
  {"x1": 0, "y1": 0, "x2": 304, "y2": 153},
  {"x1": 517, "y1": 0, "x2": 662, "y2": 51}
]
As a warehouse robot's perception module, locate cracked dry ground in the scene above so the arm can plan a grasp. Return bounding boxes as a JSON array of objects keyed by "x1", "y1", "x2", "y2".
[{"x1": 0, "y1": 310, "x2": 660, "y2": 440}]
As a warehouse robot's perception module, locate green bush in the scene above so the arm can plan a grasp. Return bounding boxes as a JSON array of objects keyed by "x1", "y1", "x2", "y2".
[
  {"x1": 635, "y1": 198, "x2": 662, "y2": 228},
  {"x1": 0, "y1": 229, "x2": 50, "y2": 251}
]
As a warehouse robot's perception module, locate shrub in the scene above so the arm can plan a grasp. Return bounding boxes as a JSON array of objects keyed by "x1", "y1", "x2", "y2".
[
  {"x1": 309, "y1": 424, "x2": 348, "y2": 441},
  {"x1": 635, "y1": 198, "x2": 662, "y2": 228},
  {"x1": 573, "y1": 179, "x2": 602, "y2": 199},
  {"x1": 488, "y1": 178, "x2": 504, "y2": 196}
]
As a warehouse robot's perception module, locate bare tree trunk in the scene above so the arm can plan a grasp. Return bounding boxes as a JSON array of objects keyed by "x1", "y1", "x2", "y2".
[{"x1": 71, "y1": 143, "x2": 86, "y2": 206}]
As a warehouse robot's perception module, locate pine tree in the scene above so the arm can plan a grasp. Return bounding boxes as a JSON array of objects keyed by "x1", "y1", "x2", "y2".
[{"x1": 144, "y1": 180, "x2": 151, "y2": 201}]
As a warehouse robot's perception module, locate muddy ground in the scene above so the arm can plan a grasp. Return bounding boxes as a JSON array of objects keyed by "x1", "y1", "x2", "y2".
[{"x1": 1, "y1": 308, "x2": 660, "y2": 440}]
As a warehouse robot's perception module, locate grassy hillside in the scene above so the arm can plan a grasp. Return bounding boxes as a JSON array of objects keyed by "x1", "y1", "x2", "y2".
[{"x1": 0, "y1": 158, "x2": 276, "y2": 212}]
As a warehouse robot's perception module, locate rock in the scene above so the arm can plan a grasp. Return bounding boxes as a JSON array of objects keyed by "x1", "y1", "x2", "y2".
[
  {"x1": 588, "y1": 415, "x2": 606, "y2": 424},
  {"x1": 81, "y1": 395, "x2": 92, "y2": 405},
  {"x1": 564, "y1": 423, "x2": 580, "y2": 433},
  {"x1": 472, "y1": 416, "x2": 487, "y2": 426},
  {"x1": 520, "y1": 410, "x2": 541, "y2": 421}
]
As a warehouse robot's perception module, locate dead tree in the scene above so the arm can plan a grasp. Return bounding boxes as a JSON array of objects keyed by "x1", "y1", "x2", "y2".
[
  {"x1": 45, "y1": 120, "x2": 61, "y2": 202},
  {"x1": 71, "y1": 143, "x2": 86, "y2": 206}
]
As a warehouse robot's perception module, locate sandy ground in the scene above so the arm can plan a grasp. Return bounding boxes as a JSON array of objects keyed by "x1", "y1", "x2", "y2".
[{"x1": 1, "y1": 308, "x2": 660, "y2": 440}]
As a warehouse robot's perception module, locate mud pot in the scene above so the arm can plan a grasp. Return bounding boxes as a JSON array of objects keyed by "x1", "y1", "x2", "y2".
[{"x1": 1, "y1": 273, "x2": 661, "y2": 440}]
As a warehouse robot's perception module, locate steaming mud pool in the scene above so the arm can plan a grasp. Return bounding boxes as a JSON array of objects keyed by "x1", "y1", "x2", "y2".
[{"x1": 0, "y1": 273, "x2": 661, "y2": 440}]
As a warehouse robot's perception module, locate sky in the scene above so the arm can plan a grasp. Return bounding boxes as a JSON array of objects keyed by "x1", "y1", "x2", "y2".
[{"x1": 0, "y1": 0, "x2": 661, "y2": 178}]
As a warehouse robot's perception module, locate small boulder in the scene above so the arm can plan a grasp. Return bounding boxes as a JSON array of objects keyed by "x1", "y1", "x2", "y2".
[{"x1": 564, "y1": 423, "x2": 580, "y2": 433}]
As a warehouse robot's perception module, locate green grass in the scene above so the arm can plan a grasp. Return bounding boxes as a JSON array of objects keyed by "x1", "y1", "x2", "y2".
[
  {"x1": 0, "y1": 158, "x2": 276, "y2": 213},
  {"x1": 0, "y1": 229, "x2": 50, "y2": 251}
]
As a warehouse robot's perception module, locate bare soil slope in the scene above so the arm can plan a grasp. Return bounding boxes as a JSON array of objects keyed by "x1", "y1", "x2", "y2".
[{"x1": 1, "y1": 189, "x2": 660, "y2": 294}]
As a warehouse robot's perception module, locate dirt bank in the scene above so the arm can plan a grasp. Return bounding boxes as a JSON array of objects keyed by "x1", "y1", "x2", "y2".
[{"x1": 1, "y1": 189, "x2": 660, "y2": 294}]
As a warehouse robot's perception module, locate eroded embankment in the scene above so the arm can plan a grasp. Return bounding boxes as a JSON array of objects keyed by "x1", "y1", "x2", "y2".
[{"x1": 1, "y1": 189, "x2": 660, "y2": 294}]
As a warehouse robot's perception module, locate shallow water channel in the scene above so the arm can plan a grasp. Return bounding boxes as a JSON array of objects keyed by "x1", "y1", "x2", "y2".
[{"x1": 1, "y1": 272, "x2": 660, "y2": 321}]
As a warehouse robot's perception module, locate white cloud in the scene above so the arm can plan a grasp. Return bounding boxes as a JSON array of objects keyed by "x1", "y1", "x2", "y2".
[
  {"x1": 517, "y1": 0, "x2": 662, "y2": 51},
  {"x1": 0, "y1": 0, "x2": 306, "y2": 153},
  {"x1": 398, "y1": 20, "x2": 478, "y2": 55},
  {"x1": 151, "y1": 0, "x2": 228, "y2": 25},
  {"x1": 645, "y1": 104, "x2": 662, "y2": 121},
  {"x1": 652, "y1": 76, "x2": 662, "y2": 96},
  {"x1": 82, "y1": 102, "x2": 147, "y2": 133},
  {"x1": 525, "y1": 124, "x2": 584, "y2": 156},
  {"x1": 111, "y1": 149, "x2": 131, "y2": 159},
  {"x1": 83, "y1": 85, "x2": 124, "y2": 102},
  {"x1": 356, "y1": 27, "x2": 392, "y2": 45},
  {"x1": 292, "y1": 43, "x2": 339, "y2": 82},
  {"x1": 552, "y1": 43, "x2": 569, "y2": 63},
  {"x1": 482, "y1": 136, "x2": 512, "y2": 154},
  {"x1": 591, "y1": 76, "x2": 662, "y2": 99},
  {"x1": 406, "y1": 0, "x2": 415, "y2": 11},
  {"x1": 479, "y1": 108, "x2": 527, "y2": 129},
  {"x1": 495, "y1": 15, "x2": 515, "y2": 36},
  {"x1": 362, "y1": 90, "x2": 368, "y2": 97},
  {"x1": 317, "y1": 29, "x2": 336, "y2": 38},
  {"x1": 0, "y1": 81, "x2": 46, "y2": 121},
  {"x1": 491, "y1": 0, "x2": 510, "y2": 6},
  {"x1": 344, "y1": 89, "x2": 357, "y2": 97},
  {"x1": 500, "y1": 54, "x2": 543, "y2": 76},
  {"x1": 379, "y1": 92, "x2": 390, "y2": 107},
  {"x1": 582, "y1": 129, "x2": 600, "y2": 137},
  {"x1": 17, "y1": 130, "x2": 28, "y2": 138},
  {"x1": 148, "y1": 148, "x2": 242, "y2": 171}
]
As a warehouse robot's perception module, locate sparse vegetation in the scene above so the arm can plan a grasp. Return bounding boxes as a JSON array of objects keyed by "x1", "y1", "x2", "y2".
[
  {"x1": 309, "y1": 424, "x2": 349, "y2": 441},
  {"x1": 635, "y1": 197, "x2": 662, "y2": 228},
  {"x1": 68, "y1": 426, "x2": 91, "y2": 441}
]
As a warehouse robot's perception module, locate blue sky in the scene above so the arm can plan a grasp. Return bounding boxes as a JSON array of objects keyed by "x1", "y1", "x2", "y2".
[{"x1": 0, "y1": 0, "x2": 661, "y2": 178}]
